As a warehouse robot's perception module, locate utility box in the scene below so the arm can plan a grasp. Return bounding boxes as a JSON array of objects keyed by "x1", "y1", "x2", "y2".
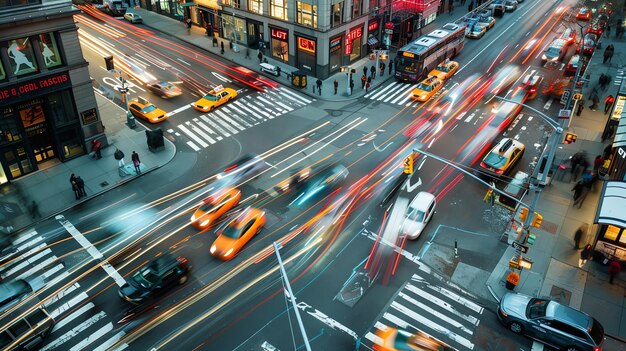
[
  {"x1": 291, "y1": 71, "x2": 307, "y2": 88},
  {"x1": 146, "y1": 128, "x2": 164, "y2": 151}
]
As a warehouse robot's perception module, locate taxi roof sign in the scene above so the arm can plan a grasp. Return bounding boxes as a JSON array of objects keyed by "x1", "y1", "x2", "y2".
[{"x1": 213, "y1": 85, "x2": 224, "y2": 92}]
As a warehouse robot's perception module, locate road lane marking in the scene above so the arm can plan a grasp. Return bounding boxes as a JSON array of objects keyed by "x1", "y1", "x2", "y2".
[
  {"x1": 50, "y1": 292, "x2": 89, "y2": 319},
  {"x1": 1, "y1": 247, "x2": 51, "y2": 278},
  {"x1": 166, "y1": 103, "x2": 192, "y2": 117},
  {"x1": 56, "y1": 215, "x2": 126, "y2": 287},
  {"x1": 178, "y1": 124, "x2": 209, "y2": 148},
  {"x1": 51, "y1": 302, "x2": 94, "y2": 333},
  {"x1": 40, "y1": 311, "x2": 106, "y2": 351},
  {"x1": 13, "y1": 229, "x2": 38, "y2": 245},
  {"x1": 94, "y1": 330, "x2": 126, "y2": 351},
  {"x1": 70, "y1": 322, "x2": 113, "y2": 351},
  {"x1": 44, "y1": 282, "x2": 80, "y2": 308}
]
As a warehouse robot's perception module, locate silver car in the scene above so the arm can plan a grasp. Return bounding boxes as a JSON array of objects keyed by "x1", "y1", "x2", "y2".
[
  {"x1": 123, "y1": 12, "x2": 143, "y2": 24},
  {"x1": 498, "y1": 293, "x2": 604, "y2": 351}
]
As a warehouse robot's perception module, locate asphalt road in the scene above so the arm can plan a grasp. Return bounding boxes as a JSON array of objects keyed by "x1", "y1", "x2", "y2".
[{"x1": 0, "y1": 0, "x2": 606, "y2": 351}]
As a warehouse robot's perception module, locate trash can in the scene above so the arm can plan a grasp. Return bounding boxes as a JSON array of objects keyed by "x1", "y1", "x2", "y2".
[
  {"x1": 291, "y1": 70, "x2": 307, "y2": 88},
  {"x1": 146, "y1": 128, "x2": 164, "y2": 151},
  {"x1": 126, "y1": 112, "x2": 136, "y2": 129}
]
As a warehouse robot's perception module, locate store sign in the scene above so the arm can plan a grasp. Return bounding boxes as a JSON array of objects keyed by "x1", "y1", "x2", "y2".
[
  {"x1": 271, "y1": 28, "x2": 288, "y2": 41},
  {"x1": 298, "y1": 37, "x2": 316, "y2": 53},
  {"x1": 611, "y1": 95, "x2": 626, "y2": 121},
  {"x1": 330, "y1": 37, "x2": 342, "y2": 52},
  {"x1": 384, "y1": 22, "x2": 395, "y2": 34},
  {"x1": 345, "y1": 42, "x2": 353, "y2": 55},
  {"x1": 402, "y1": 51, "x2": 415, "y2": 58},
  {"x1": 346, "y1": 27, "x2": 363, "y2": 41},
  {"x1": 368, "y1": 20, "x2": 379, "y2": 32},
  {"x1": 0, "y1": 72, "x2": 71, "y2": 103}
]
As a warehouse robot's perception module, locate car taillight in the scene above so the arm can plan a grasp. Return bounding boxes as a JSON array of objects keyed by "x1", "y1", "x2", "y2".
[
  {"x1": 480, "y1": 162, "x2": 487, "y2": 168},
  {"x1": 223, "y1": 164, "x2": 239, "y2": 172},
  {"x1": 495, "y1": 169, "x2": 504, "y2": 174},
  {"x1": 529, "y1": 88, "x2": 536, "y2": 94},
  {"x1": 593, "y1": 347, "x2": 601, "y2": 351},
  {"x1": 177, "y1": 256, "x2": 188, "y2": 264}
]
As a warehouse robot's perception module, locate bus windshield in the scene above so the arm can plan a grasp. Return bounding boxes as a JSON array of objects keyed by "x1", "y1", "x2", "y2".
[{"x1": 397, "y1": 57, "x2": 419, "y2": 73}]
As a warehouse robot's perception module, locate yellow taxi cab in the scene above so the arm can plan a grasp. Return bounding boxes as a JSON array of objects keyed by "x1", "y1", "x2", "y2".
[
  {"x1": 412, "y1": 76, "x2": 443, "y2": 102},
  {"x1": 479, "y1": 138, "x2": 525, "y2": 176},
  {"x1": 128, "y1": 97, "x2": 168, "y2": 123},
  {"x1": 428, "y1": 60, "x2": 459, "y2": 81},
  {"x1": 373, "y1": 326, "x2": 454, "y2": 351},
  {"x1": 210, "y1": 207, "x2": 265, "y2": 261},
  {"x1": 193, "y1": 85, "x2": 238, "y2": 112},
  {"x1": 190, "y1": 188, "x2": 241, "y2": 230}
]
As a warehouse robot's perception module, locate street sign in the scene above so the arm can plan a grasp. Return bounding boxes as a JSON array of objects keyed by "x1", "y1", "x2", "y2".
[
  {"x1": 558, "y1": 109, "x2": 571, "y2": 119},
  {"x1": 512, "y1": 241, "x2": 529, "y2": 253},
  {"x1": 572, "y1": 93, "x2": 583, "y2": 101}
]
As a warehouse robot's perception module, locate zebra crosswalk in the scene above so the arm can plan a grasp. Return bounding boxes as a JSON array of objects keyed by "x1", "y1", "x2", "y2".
[
  {"x1": 364, "y1": 81, "x2": 425, "y2": 106},
  {"x1": 168, "y1": 87, "x2": 314, "y2": 151},
  {"x1": 363, "y1": 273, "x2": 484, "y2": 351},
  {"x1": 1, "y1": 229, "x2": 124, "y2": 351}
]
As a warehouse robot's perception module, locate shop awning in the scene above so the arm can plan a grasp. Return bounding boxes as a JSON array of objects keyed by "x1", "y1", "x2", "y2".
[
  {"x1": 367, "y1": 36, "x2": 379, "y2": 46},
  {"x1": 595, "y1": 181, "x2": 626, "y2": 227}
]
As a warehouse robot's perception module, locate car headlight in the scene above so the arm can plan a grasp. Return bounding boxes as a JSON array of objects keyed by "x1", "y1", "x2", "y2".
[
  {"x1": 420, "y1": 94, "x2": 428, "y2": 99},
  {"x1": 210, "y1": 245, "x2": 217, "y2": 254},
  {"x1": 200, "y1": 219, "x2": 209, "y2": 227},
  {"x1": 191, "y1": 213, "x2": 197, "y2": 221},
  {"x1": 224, "y1": 248, "x2": 234, "y2": 257},
  {"x1": 541, "y1": 54, "x2": 547, "y2": 60}
]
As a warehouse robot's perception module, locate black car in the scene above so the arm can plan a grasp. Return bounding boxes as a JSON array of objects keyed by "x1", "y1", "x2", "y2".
[
  {"x1": 216, "y1": 153, "x2": 266, "y2": 181},
  {"x1": 119, "y1": 254, "x2": 191, "y2": 304}
]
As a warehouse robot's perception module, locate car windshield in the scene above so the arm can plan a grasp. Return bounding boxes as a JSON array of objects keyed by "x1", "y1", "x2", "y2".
[
  {"x1": 133, "y1": 267, "x2": 159, "y2": 288},
  {"x1": 202, "y1": 94, "x2": 219, "y2": 101},
  {"x1": 589, "y1": 318, "x2": 605, "y2": 345},
  {"x1": 526, "y1": 298, "x2": 549, "y2": 318},
  {"x1": 546, "y1": 47, "x2": 561, "y2": 56},
  {"x1": 397, "y1": 57, "x2": 418, "y2": 73},
  {"x1": 199, "y1": 201, "x2": 222, "y2": 213},
  {"x1": 143, "y1": 105, "x2": 157, "y2": 113},
  {"x1": 409, "y1": 209, "x2": 426, "y2": 223},
  {"x1": 222, "y1": 224, "x2": 243, "y2": 239},
  {"x1": 436, "y1": 64, "x2": 450, "y2": 72},
  {"x1": 416, "y1": 83, "x2": 433, "y2": 91},
  {"x1": 484, "y1": 153, "x2": 507, "y2": 168}
]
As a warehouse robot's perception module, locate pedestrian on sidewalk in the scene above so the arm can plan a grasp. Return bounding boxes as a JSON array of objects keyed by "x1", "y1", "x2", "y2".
[
  {"x1": 604, "y1": 94, "x2": 615, "y2": 114},
  {"x1": 186, "y1": 17, "x2": 192, "y2": 34},
  {"x1": 257, "y1": 50, "x2": 263, "y2": 62},
  {"x1": 576, "y1": 102, "x2": 584, "y2": 116},
  {"x1": 579, "y1": 244, "x2": 592, "y2": 267},
  {"x1": 572, "y1": 180, "x2": 584, "y2": 200},
  {"x1": 90, "y1": 139, "x2": 102, "y2": 159},
  {"x1": 220, "y1": 41, "x2": 225, "y2": 55},
  {"x1": 606, "y1": 24, "x2": 611, "y2": 37},
  {"x1": 70, "y1": 174, "x2": 80, "y2": 200},
  {"x1": 362, "y1": 66, "x2": 368, "y2": 78},
  {"x1": 380, "y1": 62, "x2": 386, "y2": 77},
  {"x1": 114, "y1": 148, "x2": 125, "y2": 168},
  {"x1": 573, "y1": 181, "x2": 590, "y2": 208},
  {"x1": 609, "y1": 260, "x2": 621, "y2": 284},
  {"x1": 316, "y1": 79, "x2": 322, "y2": 96},
  {"x1": 388, "y1": 59, "x2": 393, "y2": 75},
  {"x1": 603, "y1": 45, "x2": 613, "y2": 64},
  {"x1": 132, "y1": 151, "x2": 141, "y2": 174},
  {"x1": 607, "y1": 44, "x2": 614, "y2": 63},
  {"x1": 76, "y1": 176, "x2": 86, "y2": 197},
  {"x1": 589, "y1": 93, "x2": 600, "y2": 110},
  {"x1": 212, "y1": 37, "x2": 218, "y2": 47},
  {"x1": 599, "y1": 74, "x2": 611, "y2": 90},
  {"x1": 30, "y1": 200, "x2": 41, "y2": 219},
  {"x1": 333, "y1": 79, "x2": 338, "y2": 95},
  {"x1": 349, "y1": 79, "x2": 354, "y2": 95},
  {"x1": 361, "y1": 74, "x2": 366, "y2": 89},
  {"x1": 594, "y1": 155, "x2": 604, "y2": 171},
  {"x1": 370, "y1": 65, "x2": 376, "y2": 79},
  {"x1": 574, "y1": 224, "x2": 588, "y2": 249},
  {"x1": 365, "y1": 81, "x2": 371, "y2": 93}
]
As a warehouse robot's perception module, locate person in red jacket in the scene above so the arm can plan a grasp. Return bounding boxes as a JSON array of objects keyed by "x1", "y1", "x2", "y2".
[
  {"x1": 605, "y1": 94, "x2": 615, "y2": 114},
  {"x1": 609, "y1": 260, "x2": 621, "y2": 284}
]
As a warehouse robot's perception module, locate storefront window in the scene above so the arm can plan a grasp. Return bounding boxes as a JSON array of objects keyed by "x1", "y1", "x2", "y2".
[
  {"x1": 159, "y1": 0, "x2": 170, "y2": 13},
  {"x1": 7, "y1": 37, "x2": 38, "y2": 76},
  {"x1": 605, "y1": 225, "x2": 621, "y2": 241},
  {"x1": 249, "y1": 0, "x2": 262, "y2": 14},
  {"x1": 222, "y1": 0, "x2": 241, "y2": 7},
  {"x1": 0, "y1": 61, "x2": 5, "y2": 80},
  {"x1": 331, "y1": 2, "x2": 344, "y2": 28},
  {"x1": 0, "y1": 108, "x2": 21, "y2": 145},
  {"x1": 296, "y1": 2, "x2": 317, "y2": 28},
  {"x1": 270, "y1": 0, "x2": 288, "y2": 20},
  {"x1": 222, "y1": 14, "x2": 245, "y2": 43},
  {"x1": 270, "y1": 28, "x2": 289, "y2": 62},
  {"x1": 351, "y1": 0, "x2": 362, "y2": 18},
  {"x1": 38, "y1": 33, "x2": 62, "y2": 68},
  {"x1": 57, "y1": 127, "x2": 85, "y2": 159},
  {"x1": 48, "y1": 91, "x2": 78, "y2": 126}
]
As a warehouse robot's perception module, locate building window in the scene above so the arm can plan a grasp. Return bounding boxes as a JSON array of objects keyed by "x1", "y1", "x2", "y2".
[
  {"x1": 222, "y1": 0, "x2": 241, "y2": 7},
  {"x1": 331, "y1": 2, "x2": 344, "y2": 28},
  {"x1": 270, "y1": 0, "x2": 288, "y2": 20},
  {"x1": 48, "y1": 91, "x2": 78, "y2": 126},
  {"x1": 7, "y1": 37, "x2": 38, "y2": 76},
  {"x1": 296, "y1": 2, "x2": 317, "y2": 28},
  {"x1": 38, "y1": 33, "x2": 62, "y2": 68},
  {"x1": 351, "y1": 0, "x2": 362, "y2": 18},
  {"x1": 0, "y1": 0, "x2": 40, "y2": 7},
  {"x1": 0, "y1": 60, "x2": 5, "y2": 80},
  {"x1": 249, "y1": 0, "x2": 262, "y2": 14},
  {"x1": 0, "y1": 108, "x2": 21, "y2": 146}
]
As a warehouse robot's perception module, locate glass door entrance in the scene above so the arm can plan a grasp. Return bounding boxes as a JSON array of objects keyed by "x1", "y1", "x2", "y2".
[
  {"x1": 19, "y1": 103, "x2": 55, "y2": 163},
  {"x1": 3, "y1": 147, "x2": 34, "y2": 180}
]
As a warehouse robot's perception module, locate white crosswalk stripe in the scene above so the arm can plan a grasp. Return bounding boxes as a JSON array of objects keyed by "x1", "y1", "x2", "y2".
[
  {"x1": 363, "y1": 81, "x2": 419, "y2": 106},
  {"x1": 170, "y1": 87, "x2": 310, "y2": 151},
  {"x1": 363, "y1": 273, "x2": 483, "y2": 351},
  {"x1": 5, "y1": 229, "x2": 117, "y2": 351}
]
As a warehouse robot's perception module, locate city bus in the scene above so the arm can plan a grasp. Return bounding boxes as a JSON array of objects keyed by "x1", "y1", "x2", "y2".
[{"x1": 395, "y1": 23, "x2": 466, "y2": 82}]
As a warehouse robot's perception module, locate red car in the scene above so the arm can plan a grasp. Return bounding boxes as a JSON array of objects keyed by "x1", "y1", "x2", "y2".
[
  {"x1": 576, "y1": 7, "x2": 590, "y2": 21},
  {"x1": 576, "y1": 34, "x2": 597, "y2": 56}
]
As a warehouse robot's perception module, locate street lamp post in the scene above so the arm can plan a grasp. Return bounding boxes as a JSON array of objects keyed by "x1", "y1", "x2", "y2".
[
  {"x1": 372, "y1": 49, "x2": 389, "y2": 79},
  {"x1": 563, "y1": 23, "x2": 587, "y2": 117},
  {"x1": 114, "y1": 73, "x2": 136, "y2": 129},
  {"x1": 340, "y1": 65, "x2": 354, "y2": 95}
]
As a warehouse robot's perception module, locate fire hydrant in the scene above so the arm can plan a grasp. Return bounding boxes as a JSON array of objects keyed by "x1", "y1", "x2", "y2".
[{"x1": 506, "y1": 272, "x2": 520, "y2": 291}]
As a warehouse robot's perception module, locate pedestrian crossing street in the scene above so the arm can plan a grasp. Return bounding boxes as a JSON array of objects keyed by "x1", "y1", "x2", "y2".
[
  {"x1": 1, "y1": 229, "x2": 124, "y2": 351},
  {"x1": 363, "y1": 273, "x2": 484, "y2": 351},
  {"x1": 168, "y1": 87, "x2": 314, "y2": 151},
  {"x1": 364, "y1": 81, "x2": 440, "y2": 107}
]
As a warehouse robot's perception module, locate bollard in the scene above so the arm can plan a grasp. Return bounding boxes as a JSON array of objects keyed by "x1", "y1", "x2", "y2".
[{"x1": 454, "y1": 240, "x2": 458, "y2": 258}]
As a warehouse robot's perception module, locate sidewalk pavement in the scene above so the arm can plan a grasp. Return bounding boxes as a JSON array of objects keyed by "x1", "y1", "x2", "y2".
[
  {"x1": 129, "y1": 3, "x2": 471, "y2": 102},
  {"x1": 486, "y1": 23, "x2": 626, "y2": 345},
  {"x1": 0, "y1": 93, "x2": 176, "y2": 233}
]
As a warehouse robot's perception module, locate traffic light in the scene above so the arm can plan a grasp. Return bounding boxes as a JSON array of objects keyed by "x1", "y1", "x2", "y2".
[
  {"x1": 563, "y1": 132, "x2": 577, "y2": 144},
  {"x1": 519, "y1": 207, "x2": 529, "y2": 222},
  {"x1": 403, "y1": 154, "x2": 414, "y2": 174},
  {"x1": 104, "y1": 56, "x2": 115, "y2": 71},
  {"x1": 527, "y1": 233, "x2": 537, "y2": 245},
  {"x1": 531, "y1": 213, "x2": 543, "y2": 228}
]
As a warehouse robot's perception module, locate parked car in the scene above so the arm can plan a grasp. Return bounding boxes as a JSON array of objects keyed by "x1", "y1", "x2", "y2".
[
  {"x1": 576, "y1": 6, "x2": 590, "y2": 21},
  {"x1": 123, "y1": 12, "x2": 142, "y2": 24},
  {"x1": 503, "y1": 0, "x2": 518, "y2": 12},
  {"x1": 465, "y1": 23, "x2": 487, "y2": 39},
  {"x1": 489, "y1": 0, "x2": 506, "y2": 16},
  {"x1": 542, "y1": 39, "x2": 567, "y2": 63},
  {"x1": 402, "y1": 192, "x2": 436, "y2": 240},
  {"x1": 0, "y1": 276, "x2": 45, "y2": 314},
  {"x1": 479, "y1": 138, "x2": 525, "y2": 177},
  {"x1": 565, "y1": 54, "x2": 586, "y2": 77},
  {"x1": 577, "y1": 33, "x2": 597, "y2": 56},
  {"x1": 118, "y1": 254, "x2": 191, "y2": 304},
  {"x1": 498, "y1": 293, "x2": 605, "y2": 351}
]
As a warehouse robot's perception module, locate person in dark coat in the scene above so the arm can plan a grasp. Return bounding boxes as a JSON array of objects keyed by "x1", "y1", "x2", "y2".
[
  {"x1": 70, "y1": 174, "x2": 80, "y2": 199},
  {"x1": 609, "y1": 260, "x2": 621, "y2": 284},
  {"x1": 361, "y1": 74, "x2": 366, "y2": 89},
  {"x1": 75, "y1": 176, "x2": 86, "y2": 197},
  {"x1": 579, "y1": 244, "x2": 592, "y2": 267},
  {"x1": 362, "y1": 66, "x2": 368, "y2": 77},
  {"x1": 316, "y1": 79, "x2": 322, "y2": 96},
  {"x1": 333, "y1": 80, "x2": 338, "y2": 95},
  {"x1": 388, "y1": 59, "x2": 393, "y2": 75},
  {"x1": 574, "y1": 224, "x2": 587, "y2": 249},
  {"x1": 370, "y1": 65, "x2": 376, "y2": 79},
  {"x1": 572, "y1": 181, "x2": 584, "y2": 200},
  {"x1": 604, "y1": 144, "x2": 613, "y2": 159},
  {"x1": 220, "y1": 41, "x2": 225, "y2": 55},
  {"x1": 349, "y1": 79, "x2": 354, "y2": 95},
  {"x1": 132, "y1": 151, "x2": 141, "y2": 174},
  {"x1": 589, "y1": 93, "x2": 600, "y2": 110},
  {"x1": 257, "y1": 50, "x2": 263, "y2": 62}
]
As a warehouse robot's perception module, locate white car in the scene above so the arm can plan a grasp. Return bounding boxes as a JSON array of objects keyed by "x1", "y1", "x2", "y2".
[
  {"x1": 504, "y1": 0, "x2": 518, "y2": 11},
  {"x1": 123, "y1": 12, "x2": 142, "y2": 24},
  {"x1": 402, "y1": 192, "x2": 436, "y2": 240}
]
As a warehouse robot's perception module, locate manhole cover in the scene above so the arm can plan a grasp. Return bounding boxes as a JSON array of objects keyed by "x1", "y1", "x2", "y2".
[
  {"x1": 100, "y1": 181, "x2": 109, "y2": 187},
  {"x1": 329, "y1": 110, "x2": 343, "y2": 117}
]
